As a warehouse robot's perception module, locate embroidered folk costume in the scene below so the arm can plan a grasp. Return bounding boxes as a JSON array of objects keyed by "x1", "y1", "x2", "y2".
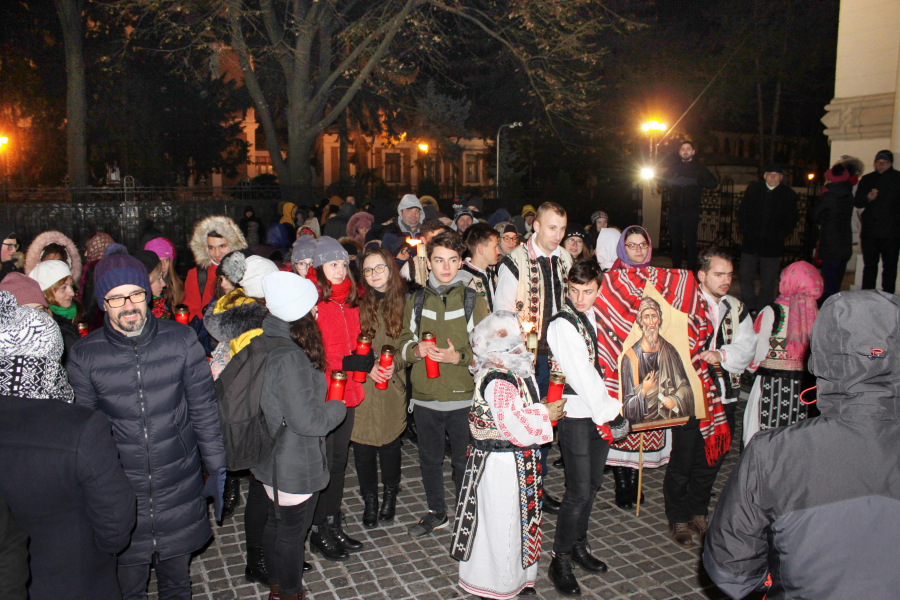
[
  {"x1": 452, "y1": 312, "x2": 554, "y2": 600},
  {"x1": 743, "y1": 261, "x2": 823, "y2": 446},
  {"x1": 461, "y1": 258, "x2": 496, "y2": 313}
]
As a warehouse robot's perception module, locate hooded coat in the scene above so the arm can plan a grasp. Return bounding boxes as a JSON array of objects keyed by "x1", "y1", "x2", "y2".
[
  {"x1": 23, "y1": 231, "x2": 82, "y2": 280},
  {"x1": 703, "y1": 290, "x2": 900, "y2": 600},
  {"x1": 346, "y1": 211, "x2": 375, "y2": 246},
  {"x1": 397, "y1": 194, "x2": 425, "y2": 237},
  {"x1": 184, "y1": 216, "x2": 247, "y2": 319}
]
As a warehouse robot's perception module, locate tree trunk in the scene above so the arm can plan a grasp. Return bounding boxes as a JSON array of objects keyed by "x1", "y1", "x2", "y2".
[
  {"x1": 756, "y1": 80, "x2": 766, "y2": 173},
  {"x1": 54, "y1": 0, "x2": 88, "y2": 189},
  {"x1": 769, "y1": 79, "x2": 782, "y2": 164},
  {"x1": 339, "y1": 109, "x2": 350, "y2": 181}
]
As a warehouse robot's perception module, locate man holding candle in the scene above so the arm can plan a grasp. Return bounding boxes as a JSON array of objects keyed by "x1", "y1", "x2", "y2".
[
  {"x1": 546, "y1": 259, "x2": 628, "y2": 596},
  {"x1": 462, "y1": 223, "x2": 502, "y2": 312},
  {"x1": 398, "y1": 232, "x2": 488, "y2": 538},
  {"x1": 494, "y1": 201, "x2": 574, "y2": 513}
]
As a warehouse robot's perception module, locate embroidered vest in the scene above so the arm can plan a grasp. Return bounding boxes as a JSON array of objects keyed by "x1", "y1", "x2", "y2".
[
  {"x1": 548, "y1": 299, "x2": 605, "y2": 395},
  {"x1": 470, "y1": 369, "x2": 540, "y2": 442},
  {"x1": 461, "y1": 261, "x2": 494, "y2": 313},
  {"x1": 760, "y1": 303, "x2": 804, "y2": 372},
  {"x1": 501, "y1": 239, "x2": 573, "y2": 353},
  {"x1": 704, "y1": 295, "x2": 747, "y2": 398}
]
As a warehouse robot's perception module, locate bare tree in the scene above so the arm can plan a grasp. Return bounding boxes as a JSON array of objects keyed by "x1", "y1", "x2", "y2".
[{"x1": 55, "y1": 0, "x2": 89, "y2": 188}]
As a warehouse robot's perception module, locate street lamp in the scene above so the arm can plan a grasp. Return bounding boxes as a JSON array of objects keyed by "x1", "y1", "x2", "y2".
[
  {"x1": 0, "y1": 137, "x2": 8, "y2": 188},
  {"x1": 496, "y1": 122, "x2": 522, "y2": 198},
  {"x1": 641, "y1": 120, "x2": 666, "y2": 162},
  {"x1": 418, "y1": 143, "x2": 429, "y2": 153},
  {"x1": 640, "y1": 167, "x2": 655, "y2": 179}
]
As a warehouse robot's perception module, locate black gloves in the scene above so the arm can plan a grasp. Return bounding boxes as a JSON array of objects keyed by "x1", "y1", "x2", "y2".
[{"x1": 342, "y1": 351, "x2": 375, "y2": 373}]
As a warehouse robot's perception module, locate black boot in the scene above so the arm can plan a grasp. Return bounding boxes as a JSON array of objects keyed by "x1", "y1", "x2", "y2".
[
  {"x1": 361, "y1": 491, "x2": 379, "y2": 529},
  {"x1": 543, "y1": 491, "x2": 561, "y2": 515},
  {"x1": 548, "y1": 552, "x2": 581, "y2": 597},
  {"x1": 221, "y1": 473, "x2": 242, "y2": 520},
  {"x1": 329, "y1": 513, "x2": 364, "y2": 553},
  {"x1": 309, "y1": 522, "x2": 349, "y2": 561},
  {"x1": 244, "y1": 546, "x2": 270, "y2": 585},
  {"x1": 627, "y1": 467, "x2": 644, "y2": 505},
  {"x1": 379, "y1": 485, "x2": 399, "y2": 522},
  {"x1": 571, "y1": 536, "x2": 608, "y2": 573},
  {"x1": 612, "y1": 467, "x2": 633, "y2": 509}
]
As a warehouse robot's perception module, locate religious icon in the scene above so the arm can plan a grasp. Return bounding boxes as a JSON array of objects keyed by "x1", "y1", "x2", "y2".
[{"x1": 617, "y1": 284, "x2": 707, "y2": 430}]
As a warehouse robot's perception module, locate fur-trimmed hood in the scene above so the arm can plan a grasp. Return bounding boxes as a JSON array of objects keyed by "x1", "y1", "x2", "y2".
[
  {"x1": 24, "y1": 231, "x2": 82, "y2": 279},
  {"x1": 189, "y1": 215, "x2": 247, "y2": 269},
  {"x1": 203, "y1": 295, "x2": 269, "y2": 344}
]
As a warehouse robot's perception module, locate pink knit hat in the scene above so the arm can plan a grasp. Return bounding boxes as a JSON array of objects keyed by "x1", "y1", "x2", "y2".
[
  {"x1": 0, "y1": 272, "x2": 47, "y2": 307},
  {"x1": 145, "y1": 237, "x2": 175, "y2": 260}
]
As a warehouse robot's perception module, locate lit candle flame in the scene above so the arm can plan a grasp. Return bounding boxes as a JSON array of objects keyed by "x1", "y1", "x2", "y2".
[
  {"x1": 521, "y1": 320, "x2": 535, "y2": 334},
  {"x1": 407, "y1": 237, "x2": 422, "y2": 246}
]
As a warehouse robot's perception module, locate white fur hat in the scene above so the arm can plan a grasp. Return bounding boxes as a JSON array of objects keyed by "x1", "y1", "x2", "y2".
[{"x1": 262, "y1": 271, "x2": 318, "y2": 322}]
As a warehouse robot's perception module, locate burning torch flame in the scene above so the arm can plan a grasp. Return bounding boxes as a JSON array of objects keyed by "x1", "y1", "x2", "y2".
[
  {"x1": 407, "y1": 237, "x2": 422, "y2": 247},
  {"x1": 521, "y1": 320, "x2": 536, "y2": 334}
]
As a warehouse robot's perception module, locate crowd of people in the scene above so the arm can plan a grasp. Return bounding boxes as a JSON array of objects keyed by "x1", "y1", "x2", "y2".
[{"x1": 0, "y1": 149, "x2": 898, "y2": 600}]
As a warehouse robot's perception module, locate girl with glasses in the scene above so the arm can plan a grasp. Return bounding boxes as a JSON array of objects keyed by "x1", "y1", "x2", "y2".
[{"x1": 351, "y1": 246, "x2": 408, "y2": 529}]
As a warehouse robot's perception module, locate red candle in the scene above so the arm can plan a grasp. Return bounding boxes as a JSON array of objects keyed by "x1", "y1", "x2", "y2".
[
  {"x1": 547, "y1": 373, "x2": 566, "y2": 426},
  {"x1": 174, "y1": 304, "x2": 190, "y2": 325},
  {"x1": 421, "y1": 332, "x2": 440, "y2": 378},
  {"x1": 375, "y1": 345, "x2": 395, "y2": 390},
  {"x1": 352, "y1": 335, "x2": 373, "y2": 383},
  {"x1": 327, "y1": 371, "x2": 347, "y2": 401}
]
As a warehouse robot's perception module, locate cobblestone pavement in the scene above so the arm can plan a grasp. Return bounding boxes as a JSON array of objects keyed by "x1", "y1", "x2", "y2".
[{"x1": 150, "y1": 397, "x2": 755, "y2": 600}]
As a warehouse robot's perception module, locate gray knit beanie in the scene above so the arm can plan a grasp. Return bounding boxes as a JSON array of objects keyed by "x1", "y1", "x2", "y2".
[
  {"x1": 313, "y1": 236, "x2": 349, "y2": 268},
  {"x1": 292, "y1": 236, "x2": 317, "y2": 264}
]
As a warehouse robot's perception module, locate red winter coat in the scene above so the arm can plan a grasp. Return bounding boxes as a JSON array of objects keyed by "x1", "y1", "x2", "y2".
[{"x1": 315, "y1": 287, "x2": 365, "y2": 409}]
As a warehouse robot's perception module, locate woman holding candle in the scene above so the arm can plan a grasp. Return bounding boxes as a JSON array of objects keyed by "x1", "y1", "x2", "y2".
[
  {"x1": 351, "y1": 247, "x2": 407, "y2": 528},
  {"x1": 253, "y1": 271, "x2": 347, "y2": 600},
  {"x1": 308, "y1": 236, "x2": 373, "y2": 560},
  {"x1": 452, "y1": 310, "x2": 564, "y2": 600}
]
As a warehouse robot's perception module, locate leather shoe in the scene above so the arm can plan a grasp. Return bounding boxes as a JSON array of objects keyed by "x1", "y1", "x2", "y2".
[
  {"x1": 518, "y1": 587, "x2": 537, "y2": 596},
  {"x1": 221, "y1": 474, "x2": 242, "y2": 520},
  {"x1": 543, "y1": 491, "x2": 561, "y2": 515},
  {"x1": 361, "y1": 491, "x2": 379, "y2": 529},
  {"x1": 548, "y1": 553, "x2": 581, "y2": 597},
  {"x1": 612, "y1": 467, "x2": 633, "y2": 509},
  {"x1": 329, "y1": 513, "x2": 364, "y2": 553},
  {"x1": 309, "y1": 524, "x2": 349, "y2": 561},
  {"x1": 668, "y1": 522, "x2": 694, "y2": 548},
  {"x1": 244, "y1": 546, "x2": 270, "y2": 585},
  {"x1": 571, "y1": 536, "x2": 607, "y2": 573},
  {"x1": 687, "y1": 514, "x2": 708, "y2": 542},
  {"x1": 627, "y1": 467, "x2": 644, "y2": 505},
  {"x1": 552, "y1": 457, "x2": 565, "y2": 468},
  {"x1": 379, "y1": 485, "x2": 399, "y2": 522},
  {"x1": 303, "y1": 561, "x2": 311, "y2": 572}
]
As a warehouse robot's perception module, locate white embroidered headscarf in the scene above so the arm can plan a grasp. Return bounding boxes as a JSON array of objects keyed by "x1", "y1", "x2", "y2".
[{"x1": 469, "y1": 310, "x2": 534, "y2": 381}]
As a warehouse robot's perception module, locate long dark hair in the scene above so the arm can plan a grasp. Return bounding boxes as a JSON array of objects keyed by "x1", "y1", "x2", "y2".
[
  {"x1": 314, "y1": 263, "x2": 359, "y2": 308},
  {"x1": 289, "y1": 312, "x2": 326, "y2": 372},
  {"x1": 358, "y1": 246, "x2": 407, "y2": 339}
]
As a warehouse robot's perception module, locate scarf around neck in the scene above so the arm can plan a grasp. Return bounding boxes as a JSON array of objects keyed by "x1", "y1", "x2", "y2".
[
  {"x1": 328, "y1": 277, "x2": 353, "y2": 304},
  {"x1": 50, "y1": 303, "x2": 77, "y2": 321}
]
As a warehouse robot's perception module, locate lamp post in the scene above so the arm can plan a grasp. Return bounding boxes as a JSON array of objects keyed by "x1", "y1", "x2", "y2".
[
  {"x1": 641, "y1": 120, "x2": 666, "y2": 163},
  {"x1": 0, "y1": 137, "x2": 8, "y2": 196},
  {"x1": 496, "y1": 122, "x2": 522, "y2": 199}
]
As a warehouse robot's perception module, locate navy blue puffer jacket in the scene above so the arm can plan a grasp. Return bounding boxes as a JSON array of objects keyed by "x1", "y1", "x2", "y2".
[{"x1": 67, "y1": 314, "x2": 227, "y2": 565}]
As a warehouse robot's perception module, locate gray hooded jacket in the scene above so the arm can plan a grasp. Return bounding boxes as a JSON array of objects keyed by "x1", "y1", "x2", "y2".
[{"x1": 703, "y1": 290, "x2": 900, "y2": 599}]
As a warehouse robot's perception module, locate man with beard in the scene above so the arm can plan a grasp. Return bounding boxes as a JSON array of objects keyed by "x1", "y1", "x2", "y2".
[
  {"x1": 621, "y1": 296, "x2": 694, "y2": 424},
  {"x1": 66, "y1": 250, "x2": 227, "y2": 599}
]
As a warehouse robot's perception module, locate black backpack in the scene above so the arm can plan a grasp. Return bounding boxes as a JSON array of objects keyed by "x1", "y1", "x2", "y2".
[{"x1": 215, "y1": 333, "x2": 292, "y2": 471}]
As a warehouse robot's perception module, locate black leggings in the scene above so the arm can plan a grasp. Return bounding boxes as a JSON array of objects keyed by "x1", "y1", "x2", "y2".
[
  {"x1": 354, "y1": 436, "x2": 402, "y2": 495},
  {"x1": 245, "y1": 474, "x2": 269, "y2": 550},
  {"x1": 262, "y1": 492, "x2": 318, "y2": 596},
  {"x1": 313, "y1": 406, "x2": 355, "y2": 524}
]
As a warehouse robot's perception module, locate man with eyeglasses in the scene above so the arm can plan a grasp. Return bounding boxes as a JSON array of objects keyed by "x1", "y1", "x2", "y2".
[
  {"x1": 0, "y1": 227, "x2": 21, "y2": 283},
  {"x1": 66, "y1": 251, "x2": 227, "y2": 600},
  {"x1": 854, "y1": 149, "x2": 900, "y2": 293}
]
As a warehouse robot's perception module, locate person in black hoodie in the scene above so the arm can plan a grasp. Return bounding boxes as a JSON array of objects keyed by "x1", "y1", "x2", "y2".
[
  {"x1": 812, "y1": 163, "x2": 856, "y2": 302},
  {"x1": 737, "y1": 164, "x2": 799, "y2": 314},
  {"x1": 703, "y1": 289, "x2": 900, "y2": 600},
  {"x1": 658, "y1": 141, "x2": 718, "y2": 271},
  {"x1": 853, "y1": 149, "x2": 900, "y2": 293}
]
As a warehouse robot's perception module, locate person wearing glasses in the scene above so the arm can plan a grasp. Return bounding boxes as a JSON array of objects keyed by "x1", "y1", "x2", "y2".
[
  {"x1": 66, "y1": 250, "x2": 227, "y2": 600},
  {"x1": 610, "y1": 226, "x2": 653, "y2": 270},
  {"x1": 495, "y1": 223, "x2": 520, "y2": 256},
  {"x1": 351, "y1": 247, "x2": 408, "y2": 529},
  {"x1": 0, "y1": 228, "x2": 21, "y2": 283}
]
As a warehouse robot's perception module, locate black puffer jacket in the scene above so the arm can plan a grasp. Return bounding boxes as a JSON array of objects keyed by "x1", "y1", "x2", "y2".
[
  {"x1": 811, "y1": 181, "x2": 854, "y2": 262},
  {"x1": 703, "y1": 290, "x2": 900, "y2": 599},
  {"x1": 66, "y1": 314, "x2": 227, "y2": 566}
]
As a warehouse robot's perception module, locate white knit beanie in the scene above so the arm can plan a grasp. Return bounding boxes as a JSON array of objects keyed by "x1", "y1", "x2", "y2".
[
  {"x1": 28, "y1": 260, "x2": 72, "y2": 291},
  {"x1": 240, "y1": 256, "x2": 279, "y2": 298},
  {"x1": 262, "y1": 271, "x2": 318, "y2": 322}
]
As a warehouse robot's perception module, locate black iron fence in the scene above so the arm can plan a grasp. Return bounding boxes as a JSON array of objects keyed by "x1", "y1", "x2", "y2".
[{"x1": 657, "y1": 180, "x2": 819, "y2": 264}]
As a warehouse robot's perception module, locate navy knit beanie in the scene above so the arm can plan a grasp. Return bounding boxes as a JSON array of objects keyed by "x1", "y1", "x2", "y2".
[{"x1": 93, "y1": 246, "x2": 151, "y2": 311}]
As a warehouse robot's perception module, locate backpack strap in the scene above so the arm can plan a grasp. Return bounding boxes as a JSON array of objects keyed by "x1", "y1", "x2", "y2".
[
  {"x1": 196, "y1": 265, "x2": 208, "y2": 305},
  {"x1": 412, "y1": 288, "x2": 427, "y2": 337}
]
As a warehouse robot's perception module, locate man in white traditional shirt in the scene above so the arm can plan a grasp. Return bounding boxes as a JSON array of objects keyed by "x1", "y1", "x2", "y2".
[
  {"x1": 663, "y1": 247, "x2": 756, "y2": 549},
  {"x1": 546, "y1": 259, "x2": 626, "y2": 597}
]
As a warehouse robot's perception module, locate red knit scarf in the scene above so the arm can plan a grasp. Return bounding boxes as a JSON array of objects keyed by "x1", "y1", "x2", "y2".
[{"x1": 328, "y1": 278, "x2": 352, "y2": 304}]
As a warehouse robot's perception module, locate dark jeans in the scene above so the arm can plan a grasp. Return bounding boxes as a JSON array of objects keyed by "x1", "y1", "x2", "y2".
[
  {"x1": 669, "y1": 209, "x2": 700, "y2": 271},
  {"x1": 413, "y1": 404, "x2": 470, "y2": 514},
  {"x1": 553, "y1": 417, "x2": 610, "y2": 554},
  {"x1": 245, "y1": 474, "x2": 268, "y2": 550},
  {"x1": 262, "y1": 492, "x2": 318, "y2": 596},
  {"x1": 663, "y1": 403, "x2": 737, "y2": 523},
  {"x1": 739, "y1": 253, "x2": 782, "y2": 313},
  {"x1": 861, "y1": 236, "x2": 900, "y2": 294},
  {"x1": 354, "y1": 436, "x2": 402, "y2": 494},
  {"x1": 820, "y1": 259, "x2": 849, "y2": 302},
  {"x1": 118, "y1": 553, "x2": 192, "y2": 600},
  {"x1": 535, "y1": 354, "x2": 551, "y2": 480},
  {"x1": 313, "y1": 406, "x2": 355, "y2": 525}
]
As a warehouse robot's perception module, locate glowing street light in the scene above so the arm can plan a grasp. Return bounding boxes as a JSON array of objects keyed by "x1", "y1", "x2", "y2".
[
  {"x1": 807, "y1": 173, "x2": 815, "y2": 181},
  {"x1": 0, "y1": 137, "x2": 8, "y2": 146},
  {"x1": 641, "y1": 167, "x2": 655, "y2": 179},
  {"x1": 418, "y1": 143, "x2": 429, "y2": 153},
  {"x1": 642, "y1": 120, "x2": 666, "y2": 161}
]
